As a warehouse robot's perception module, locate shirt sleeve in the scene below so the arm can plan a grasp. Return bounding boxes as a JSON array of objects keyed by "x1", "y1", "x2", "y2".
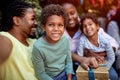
[
  {"x1": 65, "y1": 38, "x2": 74, "y2": 74},
  {"x1": 32, "y1": 45, "x2": 53, "y2": 80},
  {"x1": 77, "y1": 37, "x2": 84, "y2": 56},
  {"x1": 99, "y1": 28, "x2": 119, "y2": 51},
  {"x1": 105, "y1": 41, "x2": 115, "y2": 69}
]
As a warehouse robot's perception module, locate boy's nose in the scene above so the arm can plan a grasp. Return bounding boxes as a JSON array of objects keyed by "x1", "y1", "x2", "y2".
[{"x1": 54, "y1": 26, "x2": 59, "y2": 30}]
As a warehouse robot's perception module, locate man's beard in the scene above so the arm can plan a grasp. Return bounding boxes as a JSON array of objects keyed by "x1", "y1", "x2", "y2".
[{"x1": 28, "y1": 33, "x2": 36, "y2": 39}]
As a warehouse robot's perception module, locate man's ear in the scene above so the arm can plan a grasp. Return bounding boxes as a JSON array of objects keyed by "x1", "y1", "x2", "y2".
[{"x1": 13, "y1": 16, "x2": 20, "y2": 26}]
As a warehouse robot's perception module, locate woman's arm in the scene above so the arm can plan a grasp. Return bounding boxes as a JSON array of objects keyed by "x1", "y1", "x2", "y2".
[
  {"x1": 84, "y1": 49, "x2": 106, "y2": 63},
  {"x1": 72, "y1": 53, "x2": 98, "y2": 70}
]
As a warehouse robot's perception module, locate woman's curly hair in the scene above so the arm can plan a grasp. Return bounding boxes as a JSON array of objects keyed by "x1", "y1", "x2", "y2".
[{"x1": 40, "y1": 4, "x2": 68, "y2": 27}]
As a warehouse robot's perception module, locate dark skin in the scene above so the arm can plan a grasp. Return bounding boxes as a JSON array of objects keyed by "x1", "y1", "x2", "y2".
[
  {"x1": 84, "y1": 47, "x2": 115, "y2": 64},
  {"x1": 66, "y1": 23, "x2": 79, "y2": 38},
  {"x1": 84, "y1": 49, "x2": 106, "y2": 64},
  {"x1": 72, "y1": 53, "x2": 98, "y2": 70}
]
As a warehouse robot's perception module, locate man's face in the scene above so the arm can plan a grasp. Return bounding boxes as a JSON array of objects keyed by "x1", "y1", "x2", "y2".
[{"x1": 19, "y1": 8, "x2": 37, "y2": 37}]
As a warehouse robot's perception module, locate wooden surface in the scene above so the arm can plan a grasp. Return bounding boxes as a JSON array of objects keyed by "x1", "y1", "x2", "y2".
[{"x1": 76, "y1": 65, "x2": 109, "y2": 80}]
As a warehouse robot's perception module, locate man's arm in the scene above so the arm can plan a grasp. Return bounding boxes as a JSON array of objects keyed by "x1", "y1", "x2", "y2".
[{"x1": 0, "y1": 36, "x2": 12, "y2": 65}]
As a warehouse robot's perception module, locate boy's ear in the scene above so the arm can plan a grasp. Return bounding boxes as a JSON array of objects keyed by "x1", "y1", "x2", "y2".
[{"x1": 42, "y1": 25, "x2": 46, "y2": 31}]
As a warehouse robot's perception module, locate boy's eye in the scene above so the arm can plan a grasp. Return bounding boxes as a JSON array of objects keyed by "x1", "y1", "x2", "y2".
[
  {"x1": 89, "y1": 23, "x2": 92, "y2": 25},
  {"x1": 58, "y1": 24, "x2": 64, "y2": 28},
  {"x1": 48, "y1": 23, "x2": 54, "y2": 26}
]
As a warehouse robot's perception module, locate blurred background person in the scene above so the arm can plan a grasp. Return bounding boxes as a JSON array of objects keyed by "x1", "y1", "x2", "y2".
[{"x1": 106, "y1": 8, "x2": 120, "y2": 79}]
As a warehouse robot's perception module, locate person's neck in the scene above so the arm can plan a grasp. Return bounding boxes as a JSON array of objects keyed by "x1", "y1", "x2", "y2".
[
  {"x1": 87, "y1": 34, "x2": 98, "y2": 47},
  {"x1": 8, "y1": 29, "x2": 29, "y2": 46},
  {"x1": 66, "y1": 25, "x2": 79, "y2": 38}
]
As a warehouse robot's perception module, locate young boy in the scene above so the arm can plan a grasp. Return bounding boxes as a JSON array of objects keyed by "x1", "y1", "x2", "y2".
[{"x1": 32, "y1": 4, "x2": 74, "y2": 80}]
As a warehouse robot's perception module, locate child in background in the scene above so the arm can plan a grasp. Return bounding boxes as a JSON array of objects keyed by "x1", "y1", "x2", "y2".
[
  {"x1": 32, "y1": 4, "x2": 74, "y2": 80},
  {"x1": 77, "y1": 13, "x2": 118, "y2": 80}
]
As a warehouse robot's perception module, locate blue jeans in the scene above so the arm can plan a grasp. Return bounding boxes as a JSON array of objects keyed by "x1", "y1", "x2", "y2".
[
  {"x1": 53, "y1": 70, "x2": 76, "y2": 80},
  {"x1": 109, "y1": 67, "x2": 118, "y2": 80},
  {"x1": 73, "y1": 62, "x2": 79, "y2": 73},
  {"x1": 53, "y1": 71, "x2": 66, "y2": 80}
]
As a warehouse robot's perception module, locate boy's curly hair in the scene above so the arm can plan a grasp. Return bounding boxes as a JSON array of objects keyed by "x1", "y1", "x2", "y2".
[{"x1": 40, "y1": 4, "x2": 68, "y2": 27}]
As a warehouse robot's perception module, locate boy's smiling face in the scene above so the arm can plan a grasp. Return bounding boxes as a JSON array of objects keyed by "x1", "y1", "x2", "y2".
[{"x1": 43, "y1": 15, "x2": 65, "y2": 44}]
